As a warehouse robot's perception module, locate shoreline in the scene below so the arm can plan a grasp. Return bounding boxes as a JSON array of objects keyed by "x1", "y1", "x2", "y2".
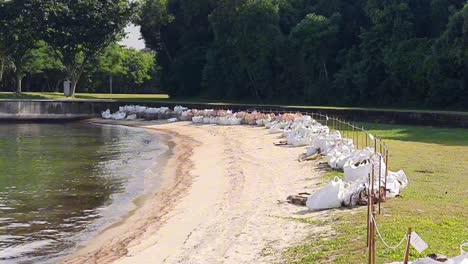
[
  {"x1": 63, "y1": 119, "x2": 198, "y2": 263},
  {"x1": 65, "y1": 119, "x2": 327, "y2": 264}
]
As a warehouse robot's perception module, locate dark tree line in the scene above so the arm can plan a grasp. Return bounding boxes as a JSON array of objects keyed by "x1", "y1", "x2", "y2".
[{"x1": 139, "y1": 0, "x2": 467, "y2": 109}]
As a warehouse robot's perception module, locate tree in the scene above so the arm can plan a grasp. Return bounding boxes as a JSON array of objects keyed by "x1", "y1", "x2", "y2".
[
  {"x1": 0, "y1": 47, "x2": 5, "y2": 83},
  {"x1": 0, "y1": 0, "x2": 42, "y2": 93},
  {"x1": 138, "y1": 0, "x2": 216, "y2": 96},
  {"x1": 204, "y1": 0, "x2": 282, "y2": 101},
  {"x1": 290, "y1": 13, "x2": 339, "y2": 102},
  {"x1": 123, "y1": 48, "x2": 155, "y2": 87},
  {"x1": 426, "y1": 3, "x2": 468, "y2": 107},
  {"x1": 23, "y1": 41, "x2": 65, "y2": 92},
  {"x1": 43, "y1": 0, "x2": 135, "y2": 97},
  {"x1": 89, "y1": 44, "x2": 155, "y2": 93},
  {"x1": 135, "y1": 0, "x2": 467, "y2": 109}
]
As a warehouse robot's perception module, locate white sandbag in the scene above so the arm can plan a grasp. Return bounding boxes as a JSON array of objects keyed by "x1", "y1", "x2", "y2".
[
  {"x1": 126, "y1": 114, "x2": 137, "y2": 120},
  {"x1": 327, "y1": 141, "x2": 355, "y2": 169},
  {"x1": 288, "y1": 135, "x2": 313, "y2": 147},
  {"x1": 340, "y1": 182, "x2": 366, "y2": 207},
  {"x1": 315, "y1": 131, "x2": 342, "y2": 153},
  {"x1": 269, "y1": 122, "x2": 289, "y2": 134},
  {"x1": 306, "y1": 177, "x2": 345, "y2": 210},
  {"x1": 306, "y1": 146, "x2": 319, "y2": 156},
  {"x1": 144, "y1": 107, "x2": 160, "y2": 114},
  {"x1": 209, "y1": 117, "x2": 218, "y2": 124},
  {"x1": 386, "y1": 170, "x2": 408, "y2": 197},
  {"x1": 217, "y1": 117, "x2": 228, "y2": 125},
  {"x1": 167, "y1": 118, "x2": 178, "y2": 123},
  {"x1": 343, "y1": 159, "x2": 372, "y2": 183},
  {"x1": 135, "y1": 106, "x2": 147, "y2": 114},
  {"x1": 192, "y1": 116, "x2": 204, "y2": 123},
  {"x1": 343, "y1": 148, "x2": 386, "y2": 185},
  {"x1": 268, "y1": 123, "x2": 284, "y2": 134},
  {"x1": 265, "y1": 121, "x2": 278, "y2": 129},
  {"x1": 111, "y1": 112, "x2": 126, "y2": 120},
  {"x1": 101, "y1": 109, "x2": 112, "y2": 119},
  {"x1": 173, "y1": 105, "x2": 187, "y2": 113},
  {"x1": 179, "y1": 111, "x2": 192, "y2": 121},
  {"x1": 390, "y1": 253, "x2": 468, "y2": 264},
  {"x1": 230, "y1": 117, "x2": 242, "y2": 125}
]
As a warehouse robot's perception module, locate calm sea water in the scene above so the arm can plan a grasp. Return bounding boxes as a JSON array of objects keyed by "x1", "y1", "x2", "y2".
[{"x1": 0, "y1": 122, "x2": 168, "y2": 263}]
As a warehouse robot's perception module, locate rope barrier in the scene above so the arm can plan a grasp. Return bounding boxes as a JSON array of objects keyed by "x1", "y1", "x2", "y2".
[{"x1": 371, "y1": 214, "x2": 407, "y2": 250}]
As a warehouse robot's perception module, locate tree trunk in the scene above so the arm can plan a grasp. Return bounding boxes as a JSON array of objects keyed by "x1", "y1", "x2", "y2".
[
  {"x1": 0, "y1": 59, "x2": 4, "y2": 83},
  {"x1": 16, "y1": 74, "x2": 23, "y2": 93},
  {"x1": 66, "y1": 64, "x2": 85, "y2": 97},
  {"x1": 70, "y1": 78, "x2": 78, "y2": 97},
  {"x1": 322, "y1": 59, "x2": 329, "y2": 81}
]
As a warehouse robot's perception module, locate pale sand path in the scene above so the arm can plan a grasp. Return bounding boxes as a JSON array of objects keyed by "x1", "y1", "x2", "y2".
[{"x1": 65, "y1": 120, "x2": 329, "y2": 264}]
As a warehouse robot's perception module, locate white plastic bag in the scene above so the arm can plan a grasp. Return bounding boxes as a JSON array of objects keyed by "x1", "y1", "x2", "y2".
[
  {"x1": 306, "y1": 177, "x2": 345, "y2": 210},
  {"x1": 386, "y1": 170, "x2": 408, "y2": 197}
]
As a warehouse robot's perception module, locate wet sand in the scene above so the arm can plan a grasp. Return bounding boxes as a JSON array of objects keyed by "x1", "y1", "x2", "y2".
[{"x1": 64, "y1": 120, "x2": 328, "y2": 264}]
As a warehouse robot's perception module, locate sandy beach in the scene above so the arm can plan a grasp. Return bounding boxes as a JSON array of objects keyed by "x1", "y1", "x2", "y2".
[{"x1": 64, "y1": 120, "x2": 329, "y2": 264}]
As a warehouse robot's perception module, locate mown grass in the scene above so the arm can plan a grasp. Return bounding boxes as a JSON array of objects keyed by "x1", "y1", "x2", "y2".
[
  {"x1": 286, "y1": 123, "x2": 468, "y2": 263},
  {"x1": 0, "y1": 92, "x2": 169, "y2": 100}
]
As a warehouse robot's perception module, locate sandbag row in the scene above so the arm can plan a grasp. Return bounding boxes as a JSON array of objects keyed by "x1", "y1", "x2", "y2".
[{"x1": 102, "y1": 105, "x2": 303, "y2": 126}]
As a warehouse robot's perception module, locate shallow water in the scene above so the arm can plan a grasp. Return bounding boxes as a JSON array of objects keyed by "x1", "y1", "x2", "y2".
[{"x1": 0, "y1": 122, "x2": 167, "y2": 263}]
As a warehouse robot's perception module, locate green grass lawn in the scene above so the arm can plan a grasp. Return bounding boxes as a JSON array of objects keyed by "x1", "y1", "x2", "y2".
[
  {"x1": 0, "y1": 92, "x2": 170, "y2": 100},
  {"x1": 286, "y1": 124, "x2": 468, "y2": 263}
]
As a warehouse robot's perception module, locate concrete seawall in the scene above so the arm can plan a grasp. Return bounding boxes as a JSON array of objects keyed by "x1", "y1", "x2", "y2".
[
  {"x1": 0, "y1": 100, "x2": 112, "y2": 121},
  {"x1": 0, "y1": 100, "x2": 466, "y2": 127}
]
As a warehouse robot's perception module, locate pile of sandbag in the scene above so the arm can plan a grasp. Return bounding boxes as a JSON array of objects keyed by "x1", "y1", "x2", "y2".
[
  {"x1": 306, "y1": 146, "x2": 408, "y2": 210},
  {"x1": 101, "y1": 109, "x2": 127, "y2": 120},
  {"x1": 102, "y1": 105, "x2": 185, "y2": 121},
  {"x1": 325, "y1": 138, "x2": 355, "y2": 169},
  {"x1": 102, "y1": 105, "x2": 309, "y2": 128}
]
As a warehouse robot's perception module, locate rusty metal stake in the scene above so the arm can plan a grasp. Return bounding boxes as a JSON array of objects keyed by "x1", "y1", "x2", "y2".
[{"x1": 404, "y1": 227, "x2": 412, "y2": 264}]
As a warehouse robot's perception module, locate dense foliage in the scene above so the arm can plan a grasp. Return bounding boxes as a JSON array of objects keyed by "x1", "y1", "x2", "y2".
[
  {"x1": 0, "y1": 0, "x2": 158, "y2": 96},
  {"x1": 139, "y1": 0, "x2": 467, "y2": 109}
]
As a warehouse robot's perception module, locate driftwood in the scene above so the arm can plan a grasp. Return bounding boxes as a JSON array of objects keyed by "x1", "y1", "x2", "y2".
[
  {"x1": 285, "y1": 192, "x2": 311, "y2": 206},
  {"x1": 273, "y1": 140, "x2": 288, "y2": 146},
  {"x1": 298, "y1": 153, "x2": 320, "y2": 162},
  {"x1": 354, "y1": 187, "x2": 386, "y2": 206}
]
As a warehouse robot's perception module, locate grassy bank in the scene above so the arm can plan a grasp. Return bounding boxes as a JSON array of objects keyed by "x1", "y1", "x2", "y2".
[
  {"x1": 0, "y1": 92, "x2": 169, "y2": 101},
  {"x1": 286, "y1": 124, "x2": 468, "y2": 263}
]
